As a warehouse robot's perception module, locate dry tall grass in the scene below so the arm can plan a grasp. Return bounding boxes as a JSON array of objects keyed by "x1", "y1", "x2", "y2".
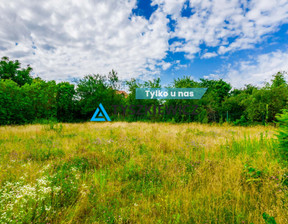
[{"x1": 0, "y1": 122, "x2": 287, "y2": 223}]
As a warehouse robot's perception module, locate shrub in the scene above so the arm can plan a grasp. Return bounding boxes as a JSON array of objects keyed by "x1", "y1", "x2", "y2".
[
  {"x1": 275, "y1": 109, "x2": 288, "y2": 161},
  {"x1": 241, "y1": 163, "x2": 265, "y2": 187},
  {"x1": 233, "y1": 115, "x2": 250, "y2": 126},
  {"x1": 262, "y1": 212, "x2": 277, "y2": 224}
]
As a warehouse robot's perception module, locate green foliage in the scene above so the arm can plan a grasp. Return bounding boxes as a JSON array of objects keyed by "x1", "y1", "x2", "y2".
[
  {"x1": 108, "y1": 69, "x2": 119, "y2": 89},
  {"x1": 24, "y1": 79, "x2": 58, "y2": 119},
  {"x1": 0, "y1": 79, "x2": 34, "y2": 124},
  {"x1": 233, "y1": 115, "x2": 249, "y2": 126},
  {"x1": 242, "y1": 164, "x2": 264, "y2": 184},
  {"x1": 276, "y1": 109, "x2": 288, "y2": 161},
  {"x1": 0, "y1": 56, "x2": 287, "y2": 125},
  {"x1": 271, "y1": 71, "x2": 287, "y2": 88},
  {"x1": 0, "y1": 56, "x2": 33, "y2": 86},
  {"x1": 262, "y1": 212, "x2": 277, "y2": 224},
  {"x1": 243, "y1": 73, "x2": 288, "y2": 123},
  {"x1": 125, "y1": 78, "x2": 161, "y2": 121},
  {"x1": 76, "y1": 73, "x2": 124, "y2": 119},
  {"x1": 56, "y1": 82, "x2": 75, "y2": 122}
]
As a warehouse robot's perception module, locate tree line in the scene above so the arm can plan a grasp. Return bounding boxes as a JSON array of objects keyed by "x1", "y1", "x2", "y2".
[{"x1": 0, "y1": 56, "x2": 287, "y2": 125}]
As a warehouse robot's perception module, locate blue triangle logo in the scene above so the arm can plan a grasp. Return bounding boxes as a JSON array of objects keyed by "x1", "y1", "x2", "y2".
[{"x1": 91, "y1": 103, "x2": 111, "y2": 121}]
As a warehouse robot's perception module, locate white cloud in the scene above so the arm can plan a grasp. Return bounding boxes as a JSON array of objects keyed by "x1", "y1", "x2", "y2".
[
  {"x1": 156, "y1": 0, "x2": 288, "y2": 58},
  {"x1": 0, "y1": 0, "x2": 170, "y2": 81},
  {"x1": 0, "y1": 0, "x2": 288, "y2": 82},
  {"x1": 225, "y1": 50, "x2": 288, "y2": 88},
  {"x1": 203, "y1": 74, "x2": 221, "y2": 80},
  {"x1": 160, "y1": 61, "x2": 172, "y2": 70},
  {"x1": 151, "y1": 0, "x2": 187, "y2": 18},
  {"x1": 202, "y1": 52, "x2": 218, "y2": 59}
]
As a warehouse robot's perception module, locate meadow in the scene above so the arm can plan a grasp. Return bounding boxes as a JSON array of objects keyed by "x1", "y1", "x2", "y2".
[{"x1": 0, "y1": 122, "x2": 287, "y2": 223}]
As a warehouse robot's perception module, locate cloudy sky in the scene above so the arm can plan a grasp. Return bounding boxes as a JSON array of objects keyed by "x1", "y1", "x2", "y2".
[{"x1": 0, "y1": 0, "x2": 288, "y2": 87}]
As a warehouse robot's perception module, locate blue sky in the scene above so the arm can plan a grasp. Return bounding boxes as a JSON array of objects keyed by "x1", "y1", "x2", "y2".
[
  {"x1": 132, "y1": 0, "x2": 288, "y2": 87},
  {"x1": 0, "y1": 0, "x2": 288, "y2": 87},
  {"x1": 161, "y1": 22, "x2": 288, "y2": 86}
]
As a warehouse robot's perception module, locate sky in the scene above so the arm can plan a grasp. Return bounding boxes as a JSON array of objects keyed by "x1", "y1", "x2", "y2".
[{"x1": 0, "y1": 0, "x2": 288, "y2": 88}]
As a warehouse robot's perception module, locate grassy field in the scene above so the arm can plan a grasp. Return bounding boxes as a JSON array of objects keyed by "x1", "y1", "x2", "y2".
[{"x1": 0, "y1": 122, "x2": 287, "y2": 223}]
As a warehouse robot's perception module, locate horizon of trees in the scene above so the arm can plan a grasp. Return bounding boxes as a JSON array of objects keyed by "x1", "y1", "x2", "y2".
[{"x1": 0, "y1": 56, "x2": 287, "y2": 125}]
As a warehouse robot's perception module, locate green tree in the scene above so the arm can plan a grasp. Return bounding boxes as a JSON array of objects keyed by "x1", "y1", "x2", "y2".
[
  {"x1": 276, "y1": 109, "x2": 288, "y2": 161},
  {"x1": 271, "y1": 71, "x2": 287, "y2": 88},
  {"x1": 243, "y1": 72, "x2": 288, "y2": 123},
  {"x1": 0, "y1": 79, "x2": 34, "y2": 124},
  {"x1": 0, "y1": 56, "x2": 33, "y2": 86},
  {"x1": 165, "y1": 76, "x2": 200, "y2": 122},
  {"x1": 76, "y1": 72, "x2": 124, "y2": 120},
  {"x1": 56, "y1": 82, "x2": 75, "y2": 122},
  {"x1": 125, "y1": 78, "x2": 161, "y2": 121},
  {"x1": 269, "y1": 72, "x2": 288, "y2": 121},
  {"x1": 199, "y1": 79, "x2": 232, "y2": 122},
  {"x1": 108, "y1": 69, "x2": 119, "y2": 89},
  {"x1": 22, "y1": 79, "x2": 58, "y2": 120}
]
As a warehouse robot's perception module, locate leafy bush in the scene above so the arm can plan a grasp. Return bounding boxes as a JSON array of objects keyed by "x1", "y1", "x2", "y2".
[
  {"x1": 241, "y1": 164, "x2": 265, "y2": 188},
  {"x1": 275, "y1": 109, "x2": 288, "y2": 161},
  {"x1": 262, "y1": 212, "x2": 277, "y2": 224},
  {"x1": 233, "y1": 115, "x2": 250, "y2": 126}
]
